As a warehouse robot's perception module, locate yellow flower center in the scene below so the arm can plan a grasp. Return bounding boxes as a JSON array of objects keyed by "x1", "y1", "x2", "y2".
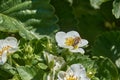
[
  {"x1": 65, "y1": 37, "x2": 74, "y2": 46},
  {"x1": 66, "y1": 75, "x2": 78, "y2": 80},
  {"x1": 0, "y1": 46, "x2": 11, "y2": 56},
  {"x1": 65, "y1": 37, "x2": 81, "y2": 49}
]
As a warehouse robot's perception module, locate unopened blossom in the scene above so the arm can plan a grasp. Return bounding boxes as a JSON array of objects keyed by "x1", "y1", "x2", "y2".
[
  {"x1": 57, "y1": 64, "x2": 90, "y2": 80},
  {"x1": 55, "y1": 31, "x2": 88, "y2": 54},
  {"x1": 43, "y1": 51, "x2": 65, "y2": 71},
  {"x1": 0, "y1": 37, "x2": 19, "y2": 65},
  {"x1": 43, "y1": 51, "x2": 65, "y2": 80}
]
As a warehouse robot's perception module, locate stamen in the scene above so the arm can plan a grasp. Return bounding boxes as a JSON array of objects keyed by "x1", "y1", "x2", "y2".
[
  {"x1": 65, "y1": 37, "x2": 74, "y2": 46},
  {"x1": 66, "y1": 75, "x2": 78, "y2": 80},
  {"x1": 0, "y1": 45, "x2": 12, "y2": 56},
  {"x1": 65, "y1": 37, "x2": 81, "y2": 49}
]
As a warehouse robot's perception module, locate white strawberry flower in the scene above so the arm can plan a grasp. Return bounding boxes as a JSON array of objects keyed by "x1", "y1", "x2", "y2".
[
  {"x1": 0, "y1": 37, "x2": 19, "y2": 65},
  {"x1": 55, "y1": 31, "x2": 88, "y2": 54},
  {"x1": 43, "y1": 51, "x2": 65, "y2": 80},
  {"x1": 57, "y1": 64, "x2": 90, "y2": 80},
  {"x1": 43, "y1": 51, "x2": 65, "y2": 71}
]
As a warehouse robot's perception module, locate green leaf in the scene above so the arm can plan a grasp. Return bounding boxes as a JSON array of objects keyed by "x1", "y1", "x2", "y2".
[
  {"x1": 92, "y1": 31, "x2": 120, "y2": 68},
  {"x1": 0, "y1": 0, "x2": 59, "y2": 40},
  {"x1": 115, "y1": 58, "x2": 120, "y2": 69},
  {"x1": 0, "y1": 13, "x2": 38, "y2": 40},
  {"x1": 17, "y1": 66, "x2": 36, "y2": 80},
  {"x1": 51, "y1": 0, "x2": 78, "y2": 31},
  {"x1": 112, "y1": 0, "x2": 120, "y2": 19},
  {"x1": 9, "y1": 74, "x2": 21, "y2": 80},
  {"x1": 67, "y1": 0, "x2": 73, "y2": 6},
  {"x1": 1, "y1": 63, "x2": 16, "y2": 75},
  {"x1": 29, "y1": 37, "x2": 50, "y2": 54},
  {"x1": 66, "y1": 54, "x2": 94, "y2": 68},
  {"x1": 90, "y1": 0, "x2": 110, "y2": 9},
  {"x1": 0, "y1": 65, "x2": 13, "y2": 80},
  {"x1": 71, "y1": 0, "x2": 108, "y2": 44},
  {"x1": 37, "y1": 63, "x2": 48, "y2": 70},
  {"x1": 32, "y1": 69, "x2": 45, "y2": 80},
  {"x1": 95, "y1": 58, "x2": 119, "y2": 80}
]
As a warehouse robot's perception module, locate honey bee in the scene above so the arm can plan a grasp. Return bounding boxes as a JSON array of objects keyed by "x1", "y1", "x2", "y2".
[{"x1": 72, "y1": 37, "x2": 81, "y2": 47}]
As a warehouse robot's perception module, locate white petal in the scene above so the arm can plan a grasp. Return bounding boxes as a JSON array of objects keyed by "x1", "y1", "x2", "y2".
[
  {"x1": 62, "y1": 45, "x2": 73, "y2": 49},
  {"x1": 66, "y1": 31, "x2": 80, "y2": 38},
  {"x1": 5, "y1": 37, "x2": 18, "y2": 53},
  {"x1": 79, "y1": 39, "x2": 88, "y2": 47},
  {"x1": 47, "y1": 72, "x2": 55, "y2": 80},
  {"x1": 55, "y1": 31, "x2": 66, "y2": 47},
  {"x1": 69, "y1": 48, "x2": 85, "y2": 54},
  {"x1": 81, "y1": 76, "x2": 90, "y2": 80},
  {"x1": 57, "y1": 71, "x2": 66, "y2": 80},
  {"x1": 43, "y1": 51, "x2": 65, "y2": 71},
  {"x1": 5, "y1": 37, "x2": 17, "y2": 42},
  {"x1": 0, "y1": 40, "x2": 5, "y2": 49},
  {"x1": 0, "y1": 51, "x2": 7, "y2": 65},
  {"x1": 5, "y1": 37, "x2": 18, "y2": 47},
  {"x1": 54, "y1": 57, "x2": 65, "y2": 71},
  {"x1": 43, "y1": 51, "x2": 54, "y2": 63},
  {"x1": 67, "y1": 64, "x2": 86, "y2": 78}
]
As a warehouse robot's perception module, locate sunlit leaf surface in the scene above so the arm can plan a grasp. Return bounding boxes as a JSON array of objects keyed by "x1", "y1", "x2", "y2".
[
  {"x1": 90, "y1": 0, "x2": 109, "y2": 9},
  {"x1": 112, "y1": 0, "x2": 120, "y2": 19},
  {"x1": 92, "y1": 31, "x2": 120, "y2": 69},
  {"x1": 0, "y1": 0, "x2": 59, "y2": 40}
]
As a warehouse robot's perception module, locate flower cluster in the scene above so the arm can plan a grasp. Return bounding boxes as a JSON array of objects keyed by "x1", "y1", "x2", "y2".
[
  {"x1": 55, "y1": 31, "x2": 89, "y2": 80},
  {"x1": 0, "y1": 31, "x2": 90, "y2": 80},
  {"x1": 43, "y1": 51, "x2": 90, "y2": 80}
]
